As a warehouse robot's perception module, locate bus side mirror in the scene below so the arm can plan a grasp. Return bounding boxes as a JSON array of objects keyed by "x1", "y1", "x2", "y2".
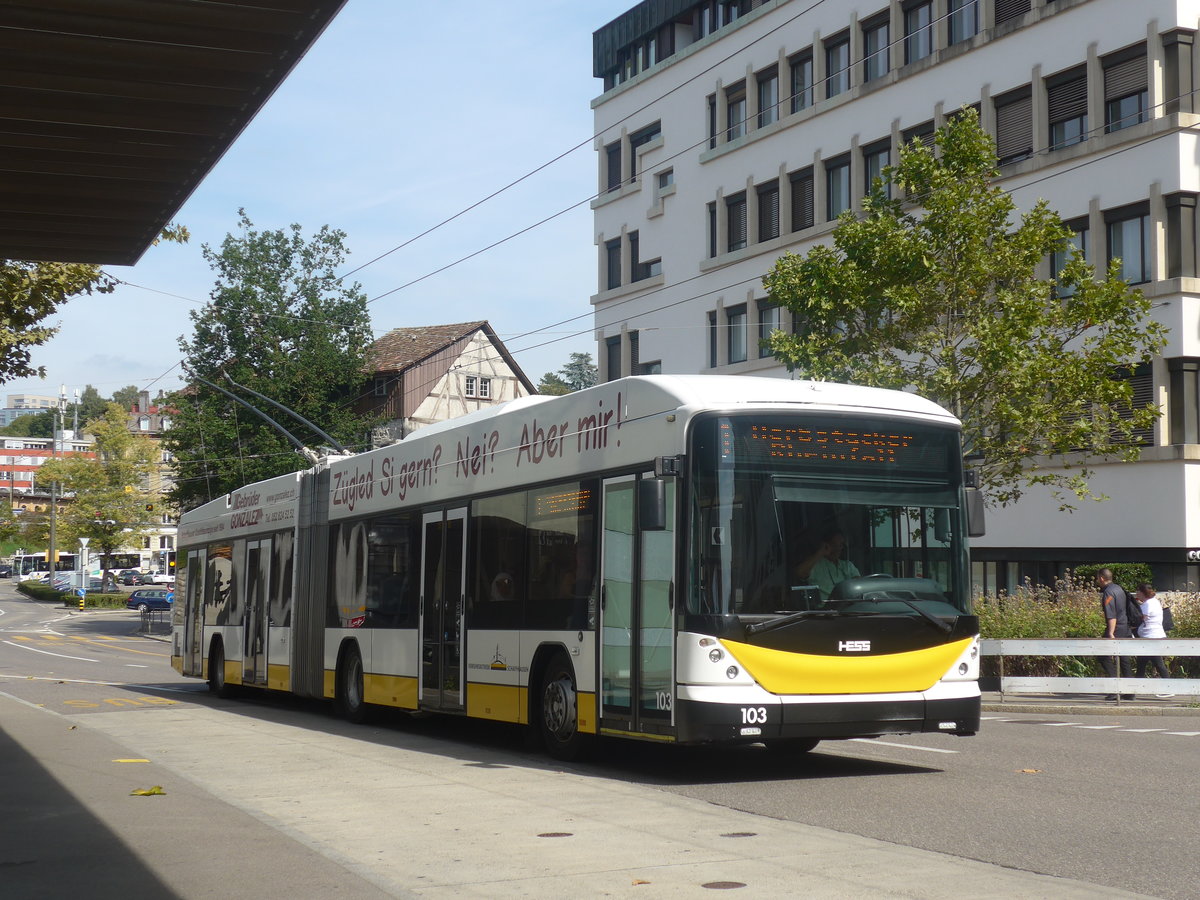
[
  {"x1": 965, "y1": 488, "x2": 986, "y2": 538},
  {"x1": 638, "y1": 478, "x2": 668, "y2": 531}
]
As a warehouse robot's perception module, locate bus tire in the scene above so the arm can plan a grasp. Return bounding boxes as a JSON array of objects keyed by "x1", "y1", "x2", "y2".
[
  {"x1": 337, "y1": 644, "x2": 369, "y2": 724},
  {"x1": 208, "y1": 640, "x2": 234, "y2": 698},
  {"x1": 538, "y1": 654, "x2": 588, "y2": 761},
  {"x1": 764, "y1": 738, "x2": 820, "y2": 754}
]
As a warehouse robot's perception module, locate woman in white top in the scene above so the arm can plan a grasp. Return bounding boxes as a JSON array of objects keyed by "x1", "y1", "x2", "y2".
[{"x1": 1134, "y1": 583, "x2": 1170, "y2": 684}]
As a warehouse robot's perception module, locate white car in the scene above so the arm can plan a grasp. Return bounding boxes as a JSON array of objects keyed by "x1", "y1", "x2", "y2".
[{"x1": 148, "y1": 571, "x2": 175, "y2": 585}]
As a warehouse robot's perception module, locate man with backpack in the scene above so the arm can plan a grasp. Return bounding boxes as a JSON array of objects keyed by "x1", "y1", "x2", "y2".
[{"x1": 1095, "y1": 568, "x2": 1134, "y2": 699}]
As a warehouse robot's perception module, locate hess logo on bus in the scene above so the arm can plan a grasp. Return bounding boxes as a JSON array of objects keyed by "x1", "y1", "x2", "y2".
[{"x1": 838, "y1": 640, "x2": 871, "y2": 652}]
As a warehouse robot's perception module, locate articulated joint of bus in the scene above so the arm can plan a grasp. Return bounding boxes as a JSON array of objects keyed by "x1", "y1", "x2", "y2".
[{"x1": 673, "y1": 631, "x2": 981, "y2": 745}]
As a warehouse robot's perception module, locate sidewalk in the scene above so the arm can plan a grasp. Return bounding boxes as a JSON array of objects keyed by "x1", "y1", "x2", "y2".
[
  {"x1": 1, "y1": 692, "x2": 1156, "y2": 899},
  {"x1": 983, "y1": 690, "x2": 1197, "y2": 716}
]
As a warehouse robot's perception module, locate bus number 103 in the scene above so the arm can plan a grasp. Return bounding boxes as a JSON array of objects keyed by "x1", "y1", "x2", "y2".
[{"x1": 741, "y1": 706, "x2": 768, "y2": 724}]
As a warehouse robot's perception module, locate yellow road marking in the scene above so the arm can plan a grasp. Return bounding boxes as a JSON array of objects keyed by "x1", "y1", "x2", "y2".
[
  {"x1": 62, "y1": 635, "x2": 167, "y2": 657},
  {"x1": 113, "y1": 759, "x2": 150, "y2": 763}
]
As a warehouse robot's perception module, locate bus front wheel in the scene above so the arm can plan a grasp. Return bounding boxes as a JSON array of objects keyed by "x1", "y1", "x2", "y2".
[
  {"x1": 539, "y1": 655, "x2": 588, "y2": 761},
  {"x1": 337, "y1": 645, "x2": 369, "y2": 724}
]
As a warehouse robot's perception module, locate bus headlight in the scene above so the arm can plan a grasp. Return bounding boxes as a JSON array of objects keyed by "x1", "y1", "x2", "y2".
[
  {"x1": 958, "y1": 663, "x2": 969, "y2": 675},
  {"x1": 726, "y1": 666, "x2": 739, "y2": 679},
  {"x1": 709, "y1": 648, "x2": 724, "y2": 663}
]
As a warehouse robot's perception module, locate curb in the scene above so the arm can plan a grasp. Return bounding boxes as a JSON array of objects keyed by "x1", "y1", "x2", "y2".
[{"x1": 983, "y1": 702, "x2": 1197, "y2": 717}]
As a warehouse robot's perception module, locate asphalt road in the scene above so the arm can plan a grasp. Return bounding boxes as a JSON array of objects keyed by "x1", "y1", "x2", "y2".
[{"x1": 2, "y1": 587, "x2": 1195, "y2": 898}]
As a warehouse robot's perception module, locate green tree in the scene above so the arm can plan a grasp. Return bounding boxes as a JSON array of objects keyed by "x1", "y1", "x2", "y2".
[
  {"x1": 0, "y1": 411, "x2": 52, "y2": 438},
  {"x1": 111, "y1": 385, "x2": 142, "y2": 409},
  {"x1": 37, "y1": 403, "x2": 157, "y2": 583},
  {"x1": 164, "y1": 211, "x2": 378, "y2": 511},
  {"x1": 537, "y1": 371, "x2": 571, "y2": 396},
  {"x1": 559, "y1": 352, "x2": 598, "y2": 392},
  {"x1": 763, "y1": 109, "x2": 1166, "y2": 508}
]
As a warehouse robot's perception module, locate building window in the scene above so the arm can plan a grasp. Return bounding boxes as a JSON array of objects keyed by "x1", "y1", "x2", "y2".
[
  {"x1": 757, "y1": 66, "x2": 779, "y2": 128},
  {"x1": 707, "y1": 94, "x2": 718, "y2": 149},
  {"x1": 790, "y1": 167, "x2": 815, "y2": 231},
  {"x1": 629, "y1": 121, "x2": 661, "y2": 182},
  {"x1": 1047, "y1": 66, "x2": 1088, "y2": 150},
  {"x1": 757, "y1": 179, "x2": 780, "y2": 241},
  {"x1": 789, "y1": 51, "x2": 813, "y2": 113},
  {"x1": 605, "y1": 141, "x2": 622, "y2": 193},
  {"x1": 993, "y1": 0, "x2": 1030, "y2": 26},
  {"x1": 904, "y1": 2, "x2": 933, "y2": 64},
  {"x1": 994, "y1": 87, "x2": 1032, "y2": 165},
  {"x1": 707, "y1": 202, "x2": 718, "y2": 258},
  {"x1": 605, "y1": 238, "x2": 621, "y2": 290},
  {"x1": 862, "y1": 16, "x2": 889, "y2": 82},
  {"x1": 605, "y1": 336, "x2": 622, "y2": 382},
  {"x1": 138, "y1": 415, "x2": 150, "y2": 431},
  {"x1": 726, "y1": 192, "x2": 748, "y2": 252},
  {"x1": 1107, "y1": 205, "x2": 1150, "y2": 284},
  {"x1": 727, "y1": 304, "x2": 748, "y2": 364},
  {"x1": 464, "y1": 375, "x2": 491, "y2": 399},
  {"x1": 726, "y1": 81, "x2": 747, "y2": 141},
  {"x1": 372, "y1": 376, "x2": 388, "y2": 397},
  {"x1": 1050, "y1": 218, "x2": 1089, "y2": 297},
  {"x1": 863, "y1": 141, "x2": 890, "y2": 198},
  {"x1": 708, "y1": 311, "x2": 719, "y2": 368},
  {"x1": 656, "y1": 169, "x2": 674, "y2": 193},
  {"x1": 948, "y1": 0, "x2": 978, "y2": 45},
  {"x1": 630, "y1": 230, "x2": 661, "y2": 281},
  {"x1": 1104, "y1": 47, "x2": 1148, "y2": 133},
  {"x1": 757, "y1": 301, "x2": 781, "y2": 358},
  {"x1": 1169, "y1": 358, "x2": 1200, "y2": 444},
  {"x1": 825, "y1": 156, "x2": 851, "y2": 220},
  {"x1": 825, "y1": 36, "x2": 850, "y2": 98}
]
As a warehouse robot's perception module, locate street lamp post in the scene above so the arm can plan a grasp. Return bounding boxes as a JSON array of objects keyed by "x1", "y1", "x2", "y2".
[
  {"x1": 78, "y1": 536, "x2": 89, "y2": 611},
  {"x1": 47, "y1": 386, "x2": 66, "y2": 581}
]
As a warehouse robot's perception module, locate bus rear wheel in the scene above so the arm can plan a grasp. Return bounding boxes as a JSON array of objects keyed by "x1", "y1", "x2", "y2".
[
  {"x1": 539, "y1": 655, "x2": 588, "y2": 761},
  {"x1": 337, "y1": 645, "x2": 369, "y2": 724},
  {"x1": 208, "y1": 641, "x2": 234, "y2": 698}
]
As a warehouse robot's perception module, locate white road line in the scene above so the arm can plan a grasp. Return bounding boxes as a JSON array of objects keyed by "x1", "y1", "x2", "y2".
[
  {"x1": 848, "y1": 738, "x2": 958, "y2": 754},
  {"x1": 1163, "y1": 731, "x2": 1200, "y2": 737},
  {"x1": 1122, "y1": 728, "x2": 1167, "y2": 733},
  {"x1": 1042, "y1": 722, "x2": 1082, "y2": 726},
  {"x1": 1, "y1": 639, "x2": 97, "y2": 662},
  {"x1": 125, "y1": 664, "x2": 149, "y2": 668},
  {"x1": 1076, "y1": 725, "x2": 1122, "y2": 730}
]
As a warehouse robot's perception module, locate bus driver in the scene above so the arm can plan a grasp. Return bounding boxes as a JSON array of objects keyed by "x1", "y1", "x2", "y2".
[{"x1": 797, "y1": 528, "x2": 860, "y2": 601}]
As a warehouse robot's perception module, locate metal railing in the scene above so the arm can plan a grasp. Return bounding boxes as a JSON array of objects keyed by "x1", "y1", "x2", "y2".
[
  {"x1": 981, "y1": 639, "x2": 1200, "y2": 700},
  {"x1": 138, "y1": 608, "x2": 171, "y2": 636}
]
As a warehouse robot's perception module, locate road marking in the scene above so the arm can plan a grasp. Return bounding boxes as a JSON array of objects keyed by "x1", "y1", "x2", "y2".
[
  {"x1": 1122, "y1": 728, "x2": 1167, "y2": 733},
  {"x1": 1, "y1": 639, "x2": 97, "y2": 662},
  {"x1": 126, "y1": 664, "x2": 149, "y2": 668},
  {"x1": 1076, "y1": 725, "x2": 1122, "y2": 730},
  {"x1": 848, "y1": 738, "x2": 958, "y2": 754},
  {"x1": 1164, "y1": 731, "x2": 1200, "y2": 737},
  {"x1": 114, "y1": 759, "x2": 150, "y2": 764},
  {"x1": 1041, "y1": 722, "x2": 1082, "y2": 727}
]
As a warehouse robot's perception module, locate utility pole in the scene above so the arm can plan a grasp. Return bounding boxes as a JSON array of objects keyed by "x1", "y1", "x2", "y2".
[{"x1": 47, "y1": 385, "x2": 66, "y2": 580}]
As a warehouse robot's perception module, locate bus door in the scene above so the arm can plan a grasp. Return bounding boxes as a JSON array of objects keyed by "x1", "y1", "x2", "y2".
[
  {"x1": 599, "y1": 474, "x2": 676, "y2": 735},
  {"x1": 181, "y1": 549, "x2": 206, "y2": 677},
  {"x1": 242, "y1": 538, "x2": 271, "y2": 686},
  {"x1": 419, "y1": 508, "x2": 466, "y2": 710}
]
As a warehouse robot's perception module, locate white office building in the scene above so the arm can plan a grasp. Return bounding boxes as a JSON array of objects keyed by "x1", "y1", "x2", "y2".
[{"x1": 590, "y1": 0, "x2": 1200, "y2": 590}]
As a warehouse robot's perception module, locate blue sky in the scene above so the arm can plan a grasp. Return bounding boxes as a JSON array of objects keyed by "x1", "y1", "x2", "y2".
[{"x1": 7, "y1": 0, "x2": 635, "y2": 406}]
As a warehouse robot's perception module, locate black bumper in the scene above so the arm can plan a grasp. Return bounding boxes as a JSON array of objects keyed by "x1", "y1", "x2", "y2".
[{"x1": 674, "y1": 695, "x2": 980, "y2": 744}]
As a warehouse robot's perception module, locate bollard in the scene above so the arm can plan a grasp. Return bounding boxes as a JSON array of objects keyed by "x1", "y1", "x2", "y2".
[{"x1": 78, "y1": 588, "x2": 85, "y2": 611}]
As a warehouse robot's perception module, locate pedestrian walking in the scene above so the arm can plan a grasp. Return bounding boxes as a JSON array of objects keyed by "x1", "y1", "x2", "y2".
[
  {"x1": 1095, "y1": 569, "x2": 1133, "y2": 699},
  {"x1": 1134, "y1": 582, "x2": 1173, "y2": 697}
]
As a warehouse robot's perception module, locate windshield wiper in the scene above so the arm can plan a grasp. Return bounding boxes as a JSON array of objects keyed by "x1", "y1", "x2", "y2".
[
  {"x1": 744, "y1": 609, "x2": 838, "y2": 635},
  {"x1": 858, "y1": 594, "x2": 954, "y2": 633}
]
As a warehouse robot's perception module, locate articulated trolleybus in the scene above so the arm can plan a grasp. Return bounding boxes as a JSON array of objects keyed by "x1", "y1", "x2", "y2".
[{"x1": 173, "y1": 375, "x2": 981, "y2": 758}]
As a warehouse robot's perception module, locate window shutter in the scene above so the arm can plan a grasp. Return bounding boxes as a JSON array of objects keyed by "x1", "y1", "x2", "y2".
[
  {"x1": 994, "y1": 93, "x2": 1032, "y2": 162},
  {"x1": 1047, "y1": 71, "x2": 1088, "y2": 123},
  {"x1": 1104, "y1": 54, "x2": 1147, "y2": 100},
  {"x1": 727, "y1": 194, "x2": 747, "y2": 250},
  {"x1": 790, "y1": 172, "x2": 814, "y2": 231},
  {"x1": 758, "y1": 182, "x2": 780, "y2": 240},
  {"x1": 993, "y1": 0, "x2": 1030, "y2": 25}
]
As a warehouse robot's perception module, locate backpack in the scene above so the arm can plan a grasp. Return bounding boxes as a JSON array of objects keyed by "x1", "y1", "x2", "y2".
[
  {"x1": 1124, "y1": 589, "x2": 1144, "y2": 634},
  {"x1": 1162, "y1": 605, "x2": 1175, "y2": 633}
]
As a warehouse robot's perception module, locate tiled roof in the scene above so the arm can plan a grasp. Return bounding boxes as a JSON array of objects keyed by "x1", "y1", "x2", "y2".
[{"x1": 367, "y1": 322, "x2": 488, "y2": 372}]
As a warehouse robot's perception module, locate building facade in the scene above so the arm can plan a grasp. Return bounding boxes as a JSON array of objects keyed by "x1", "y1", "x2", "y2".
[{"x1": 591, "y1": 0, "x2": 1200, "y2": 590}]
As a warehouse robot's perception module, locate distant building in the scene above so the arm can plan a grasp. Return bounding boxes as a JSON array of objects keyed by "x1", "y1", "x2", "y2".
[
  {"x1": 0, "y1": 394, "x2": 58, "y2": 428},
  {"x1": 360, "y1": 321, "x2": 536, "y2": 444}
]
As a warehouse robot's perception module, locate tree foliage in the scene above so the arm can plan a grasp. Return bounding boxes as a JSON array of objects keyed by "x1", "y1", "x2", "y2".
[
  {"x1": 164, "y1": 211, "x2": 378, "y2": 511},
  {"x1": 537, "y1": 371, "x2": 571, "y2": 396},
  {"x1": 763, "y1": 109, "x2": 1166, "y2": 507},
  {"x1": 37, "y1": 403, "x2": 157, "y2": 577},
  {"x1": 538, "y1": 352, "x2": 598, "y2": 394}
]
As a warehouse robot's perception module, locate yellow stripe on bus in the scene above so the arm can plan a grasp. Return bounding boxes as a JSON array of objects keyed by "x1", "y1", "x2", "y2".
[
  {"x1": 721, "y1": 637, "x2": 972, "y2": 695},
  {"x1": 364, "y1": 673, "x2": 418, "y2": 709},
  {"x1": 466, "y1": 683, "x2": 524, "y2": 723},
  {"x1": 267, "y1": 664, "x2": 289, "y2": 692}
]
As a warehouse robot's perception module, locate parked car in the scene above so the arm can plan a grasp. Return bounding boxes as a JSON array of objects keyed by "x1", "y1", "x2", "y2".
[
  {"x1": 126, "y1": 588, "x2": 171, "y2": 612},
  {"x1": 117, "y1": 569, "x2": 147, "y2": 585},
  {"x1": 148, "y1": 571, "x2": 175, "y2": 585},
  {"x1": 0, "y1": 564, "x2": 12, "y2": 577},
  {"x1": 54, "y1": 575, "x2": 104, "y2": 592}
]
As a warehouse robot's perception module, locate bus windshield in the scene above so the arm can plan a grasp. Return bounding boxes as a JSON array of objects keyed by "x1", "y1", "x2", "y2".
[{"x1": 687, "y1": 413, "x2": 970, "y2": 619}]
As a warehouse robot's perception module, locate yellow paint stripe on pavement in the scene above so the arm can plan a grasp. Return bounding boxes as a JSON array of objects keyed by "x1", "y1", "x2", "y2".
[{"x1": 113, "y1": 759, "x2": 150, "y2": 763}]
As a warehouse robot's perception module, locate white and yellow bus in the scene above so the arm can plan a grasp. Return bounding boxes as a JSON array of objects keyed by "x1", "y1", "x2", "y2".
[{"x1": 173, "y1": 375, "x2": 982, "y2": 758}]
